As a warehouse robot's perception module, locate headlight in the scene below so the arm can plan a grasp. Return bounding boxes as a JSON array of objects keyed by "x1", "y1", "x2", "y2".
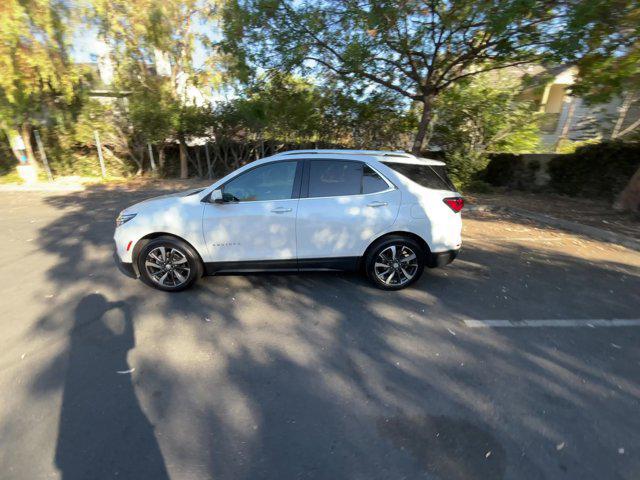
[{"x1": 116, "y1": 212, "x2": 137, "y2": 227}]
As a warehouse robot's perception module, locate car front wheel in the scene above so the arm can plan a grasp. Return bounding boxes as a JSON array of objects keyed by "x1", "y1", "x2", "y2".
[
  {"x1": 137, "y1": 236, "x2": 202, "y2": 292},
  {"x1": 365, "y1": 236, "x2": 425, "y2": 290}
]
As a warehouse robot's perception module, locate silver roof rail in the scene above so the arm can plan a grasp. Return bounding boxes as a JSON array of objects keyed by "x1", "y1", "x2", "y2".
[{"x1": 272, "y1": 149, "x2": 416, "y2": 159}]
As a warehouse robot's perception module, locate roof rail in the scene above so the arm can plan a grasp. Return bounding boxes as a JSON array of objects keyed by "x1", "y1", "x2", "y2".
[{"x1": 272, "y1": 149, "x2": 416, "y2": 159}]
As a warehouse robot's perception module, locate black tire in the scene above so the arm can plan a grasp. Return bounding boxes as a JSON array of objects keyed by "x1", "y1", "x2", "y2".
[
  {"x1": 137, "y1": 236, "x2": 203, "y2": 292},
  {"x1": 365, "y1": 235, "x2": 426, "y2": 290}
]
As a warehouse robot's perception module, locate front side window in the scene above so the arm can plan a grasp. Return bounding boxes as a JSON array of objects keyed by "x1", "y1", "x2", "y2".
[
  {"x1": 308, "y1": 160, "x2": 363, "y2": 197},
  {"x1": 223, "y1": 161, "x2": 297, "y2": 202}
]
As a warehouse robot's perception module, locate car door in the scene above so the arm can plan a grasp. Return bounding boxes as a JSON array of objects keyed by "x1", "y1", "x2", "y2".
[
  {"x1": 296, "y1": 159, "x2": 401, "y2": 262},
  {"x1": 202, "y1": 160, "x2": 302, "y2": 266}
]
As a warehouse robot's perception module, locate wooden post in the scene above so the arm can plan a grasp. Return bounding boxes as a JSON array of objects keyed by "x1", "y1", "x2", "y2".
[
  {"x1": 195, "y1": 147, "x2": 203, "y2": 177},
  {"x1": 94, "y1": 130, "x2": 107, "y2": 178},
  {"x1": 34, "y1": 130, "x2": 54, "y2": 181},
  {"x1": 147, "y1": 143, "x2": 157, "y2": 173},
  {"x1": 204, "y1": 142, "x2": 212, "y2": 179}
]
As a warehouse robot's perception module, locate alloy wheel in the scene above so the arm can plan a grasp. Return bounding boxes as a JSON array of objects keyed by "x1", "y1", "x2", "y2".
[
  {"x1": 144, "y1": 246, "x2": 191, "y2": 288},
  {"x1": 373, "y1": 244, "x2": 419, "y2": 287}
]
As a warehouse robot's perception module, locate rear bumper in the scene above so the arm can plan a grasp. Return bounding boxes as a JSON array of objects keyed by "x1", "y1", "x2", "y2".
[{"x1": 427, "y1": 248, "x2": 460, "y2": 268}]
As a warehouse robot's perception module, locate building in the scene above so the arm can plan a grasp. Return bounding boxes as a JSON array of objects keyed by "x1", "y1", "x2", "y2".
[{"x1": 517, "y1": 65, "x2": 640, "y2": 152}]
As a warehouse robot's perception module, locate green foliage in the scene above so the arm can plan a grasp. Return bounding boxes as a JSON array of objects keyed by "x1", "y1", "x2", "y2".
[
  {"x1": 0, "y1": 130, "x2": 15, "y2": 174},
  {"x1": 221, "y1": 0, "x2": 576, "y2": 151},
  {"x1": 0, "y1": 166, "x2": 49, "y2": 184},
  {"x1": 328, "y1": 90, "x2": 417, "y2": 149},
  {"x1": 464, "y1": 179, "x2": 494, "y2": 194},
  {"x1": 215, "y1": 73, "x2": 325, "y2": 140},
  {"x1": 214, "y1": 72, "x2": 416, "y2": 148},
  {"x1": 548, "y1": 141, "x2": 640, "y2": 199},
  {"x1": 483, "y1": 154, "x2": 524, "y2": 187},
  {"x1": 555, "y1": 138, "x2": 602, "y2": 154},
  {"x1": 3, "y1": 0, "x2": 637, "y2": 181},
  {"x1": 561, "y1": 1, "x2": 640, "y2": 103},
  {"x1": 431, "y1": 73, "x2": 541, "y2": 185},
  {"x1": 0, "y1": 0, "x2": 85, "y2": 128},
  {"x1": 129, "y1": 83, "x2": 176, "y2": 145}
]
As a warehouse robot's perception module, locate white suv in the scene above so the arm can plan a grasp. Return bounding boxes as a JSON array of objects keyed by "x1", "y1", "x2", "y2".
[{"x1": 114, "y1": 150, "x2": 463, "y2": 291}]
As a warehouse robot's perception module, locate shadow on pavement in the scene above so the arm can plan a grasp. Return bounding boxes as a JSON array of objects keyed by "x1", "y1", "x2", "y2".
[
  {"x1": 3, "y1": 183, "x2": 638, "y2": 479},
  {"x1": 53, "y1": 294, "x2": 168, "y2": 480}
]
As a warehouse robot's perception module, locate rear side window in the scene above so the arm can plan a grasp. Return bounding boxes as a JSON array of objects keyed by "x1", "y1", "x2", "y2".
[
  {"x1": 308, "y1": 160, "x2": 363, "y2": 197},
  {"x1": 382, "y1": 162, "x2": 455, "y2": 191},
  {"x1": 307, "y1": 160, "x2": 391, "y2": 197},
  {"x1": 362, "y1": 165, "x2": 389, "y2": 194}
]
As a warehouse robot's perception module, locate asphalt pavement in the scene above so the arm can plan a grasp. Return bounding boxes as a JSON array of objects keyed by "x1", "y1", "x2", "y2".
[{"x1": 0, "y1": 185, "x2": 639, "y2": 480}]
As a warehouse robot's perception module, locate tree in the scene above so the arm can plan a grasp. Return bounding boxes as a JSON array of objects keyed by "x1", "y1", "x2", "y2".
[
  {"x1": 430, "y1": 72, "x2": 541, "y2": 184},
  {"x1": 0, "y1": 0, "x2": 83, "y2": 166},
  {"x1": 216, "y1": 72, "x2": 327, "y2": 141},
  {"x1": 89, "y1": 0, "x2": 221, "y2": 177},
  {"x1": 215, "y1": 71, "x2": 417, "y2": 149},
  {"x1": 559, "y1": 0, "x2": 640, "y2": 211},
  {"x1": 563, "y1": 0, "x2": 639, "y2": 104},
  {"x1": 222, "y1": 0, "x2": 567, "y2": 154}
]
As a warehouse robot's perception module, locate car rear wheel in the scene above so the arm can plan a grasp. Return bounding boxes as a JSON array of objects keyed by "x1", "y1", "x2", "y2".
[
  {"x1": 137, "y1": 236, "x2": 202, "y2": 291},
  {"x1": 365, "y1": 236, "x2": 425, "y2": 290}
]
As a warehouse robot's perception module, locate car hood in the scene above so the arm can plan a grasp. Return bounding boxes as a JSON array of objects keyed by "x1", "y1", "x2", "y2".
[{"x1": 123, "y1": 187, "x2": 205, "y2": 213}]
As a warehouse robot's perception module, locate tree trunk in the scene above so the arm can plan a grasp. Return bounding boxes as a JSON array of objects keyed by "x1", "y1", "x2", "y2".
[
  {"x1": 195, "y1": 147, "x2": 203, "y2": 177},
  {"x1": 613, "y1": 164, "x2": 640, "y2": 213},
  {"x1": 411, "y1": 97, "x2": 434, "y2": 155},
  {"x1": 178, "y1": 134, "x2": 188, "y2": 179},
  {"x1": 137, "y1": 144, "x2": 145, "y2": 175},
  {"x1": 4, "y1": 128, "x2": 24, "y2": 163},
  {"x1": 158, "y1": 145, "x2": 166, "y2": 175},
  {"x1": 21, "y1": 122, "x2": 37, "y2": 165}
]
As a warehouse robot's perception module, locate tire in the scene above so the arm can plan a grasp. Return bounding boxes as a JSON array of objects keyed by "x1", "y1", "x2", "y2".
[
  {"x1": 365, "y1": 235, "x2": 426, "y2": 290},
  {"x1": 137, "y1": 236, "x2": 203, "y2": 292}
]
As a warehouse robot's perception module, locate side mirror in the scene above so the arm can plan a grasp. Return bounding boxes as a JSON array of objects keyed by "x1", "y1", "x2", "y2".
[{"x1": 211, "y1": 188, "x2": 224, "y2": 203}]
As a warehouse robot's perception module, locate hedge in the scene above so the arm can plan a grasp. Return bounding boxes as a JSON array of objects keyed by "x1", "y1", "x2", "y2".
[
  {"x1": 548, "y1": 141, "x2": 640, "y2": 199},
  {"x1": 483, "y1": 153, "x2": 524, "y2": 187}
]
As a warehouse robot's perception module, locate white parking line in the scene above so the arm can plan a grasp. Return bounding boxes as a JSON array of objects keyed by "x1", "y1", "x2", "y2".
[{"x1": 463, "y1": 319, "x2": 640, "y2": 328}]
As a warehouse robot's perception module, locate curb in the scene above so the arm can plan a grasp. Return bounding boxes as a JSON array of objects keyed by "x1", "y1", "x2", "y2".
[{"x1": 467, "y1": 204, "x2": 640, "y2": 251}]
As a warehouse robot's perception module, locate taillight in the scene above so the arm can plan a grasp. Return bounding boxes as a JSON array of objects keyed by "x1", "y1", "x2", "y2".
[{"x1": 443, "y1": 197, "x2": 464, "y2": 213}]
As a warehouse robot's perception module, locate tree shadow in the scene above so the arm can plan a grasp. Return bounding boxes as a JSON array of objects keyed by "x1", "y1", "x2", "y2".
[{"x1": 5, "y1": 183, "x2": 639, "y2": 479}]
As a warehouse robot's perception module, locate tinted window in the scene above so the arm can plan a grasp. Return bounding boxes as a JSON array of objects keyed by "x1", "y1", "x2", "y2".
[
  {"x1": 382, "y1": 162, "x2": 455, "y2": 191},
  {"x1": 362, "y1": 165, "x2": 389, "y2": 194},
  {"x1": 223, "y1": 161, "x2": 297, "y2": 201},
  {"x1": 308, "y1": 160, "x2": 362, "y2": 197}
]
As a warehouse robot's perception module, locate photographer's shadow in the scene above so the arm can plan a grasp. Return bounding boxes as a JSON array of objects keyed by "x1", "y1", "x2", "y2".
[{"x1": 54, "y1": 294, "x2": 169, "y2": 480}]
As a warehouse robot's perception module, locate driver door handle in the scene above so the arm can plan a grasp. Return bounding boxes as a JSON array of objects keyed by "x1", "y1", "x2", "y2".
[
  {"x1": 367, "y1": 201, "x2": 388, "y2": 208},
  {"x1": 271, "y1": 207, "x2": 293, "y2": 214}
]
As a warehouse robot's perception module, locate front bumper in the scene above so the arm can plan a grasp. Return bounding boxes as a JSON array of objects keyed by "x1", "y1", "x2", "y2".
[
  {"x1": 427, "y1": 248, "x2": 460, "y2": 268},
  {"x1": 113, "y1": 248, "x2": 137, "y2": 278}
]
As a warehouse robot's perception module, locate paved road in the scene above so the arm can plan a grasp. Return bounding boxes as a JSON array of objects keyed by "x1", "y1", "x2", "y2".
[{"x1": 0, "y1": 185, "x2": 639, "y2": 480}]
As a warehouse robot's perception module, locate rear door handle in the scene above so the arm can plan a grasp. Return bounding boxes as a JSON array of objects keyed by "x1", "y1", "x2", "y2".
[
  {"x1": 271, "y1": 207, "x2": 293, "y2": 214},
  {"x1": 367, "y1": 201, "x2": 388, "y2": 208}
]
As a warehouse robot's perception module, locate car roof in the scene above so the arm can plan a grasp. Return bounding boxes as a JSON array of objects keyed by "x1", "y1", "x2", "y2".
[{"x1": 271, "y1": 149, "x2": 446, "y2": 166}]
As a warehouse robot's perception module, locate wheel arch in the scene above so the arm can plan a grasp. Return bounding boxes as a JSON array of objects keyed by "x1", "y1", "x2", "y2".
[
  {"x1": 131, "y1": 232, "x2": 205, "y2": 277},
  {"x1": 361, "y1": 230, "x2": 431, "y2": 268}
]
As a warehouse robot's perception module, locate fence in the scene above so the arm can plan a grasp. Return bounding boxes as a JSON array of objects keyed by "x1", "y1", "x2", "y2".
[{"x1": 159, "y1": 138, "x2": 347, "y2": 179}]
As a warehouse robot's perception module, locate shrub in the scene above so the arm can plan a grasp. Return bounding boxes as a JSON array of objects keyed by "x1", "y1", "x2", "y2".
[
  {"x1": 548, "y1": 141, "x2": 640, "y2": 199},
  {"x1": 464, "y1": 179, "x2": 494, "y2": 194},
  {"x1": 483, "y1": 154, "x2": 524, "y2": 187}
]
